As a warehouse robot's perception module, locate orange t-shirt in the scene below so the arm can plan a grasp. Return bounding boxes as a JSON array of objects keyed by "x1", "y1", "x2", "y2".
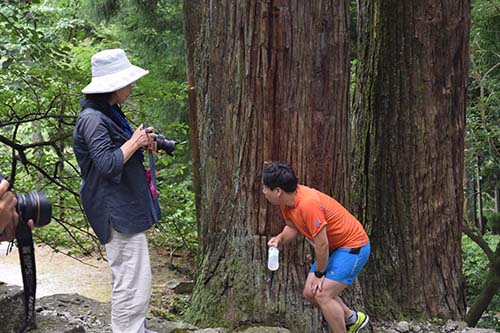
[{"x1": 280, "y1": 185, "x2": 369, "y2": 251}]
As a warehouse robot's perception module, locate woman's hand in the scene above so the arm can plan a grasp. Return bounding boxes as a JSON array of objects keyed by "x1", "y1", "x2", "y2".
[
  {"x1": 121, "y1": 124, "x2": 156, "y2": 163},
  {"x1": 130, "y1": 124, "x2": 156, "y2": 150}
]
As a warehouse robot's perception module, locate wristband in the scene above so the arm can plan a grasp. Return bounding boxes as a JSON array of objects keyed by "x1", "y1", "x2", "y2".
[{"x1": 314, "y1": 270, "x2": 325, "y2": 278}]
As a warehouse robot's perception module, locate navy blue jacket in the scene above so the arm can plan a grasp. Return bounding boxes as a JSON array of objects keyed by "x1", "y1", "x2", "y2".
[{"x1": 73, "y1": 98, "x2": 159, "y2": 244}]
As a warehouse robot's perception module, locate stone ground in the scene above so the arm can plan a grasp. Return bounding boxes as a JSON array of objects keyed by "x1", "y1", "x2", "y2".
[
  {"x1": 4, "y1": 289, "x2": 498, "y2": 333},
  {"x1": 3, "y1": 284, "x2": 498, "y2": 333},
  {"x1": 1, "y1": 245, "x2": 498, "y2": 333}
]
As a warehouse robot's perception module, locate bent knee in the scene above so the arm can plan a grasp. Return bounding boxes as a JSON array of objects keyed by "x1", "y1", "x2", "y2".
[
  {"x1": 303, "y1": 288, "x2": 315, "y2": 303},
  {"x1": 305, "y1": 289, "x2": 336, "y2": 306}
]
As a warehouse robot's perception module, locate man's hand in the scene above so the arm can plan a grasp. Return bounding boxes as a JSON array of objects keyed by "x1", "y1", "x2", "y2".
[
  {"x1": 309, "y1": 275, "x2": 325, "y2": 295},
  {"x1": 267, "y1": 235, "x2": 282, "y2": 249},
  {"x1": 0, "y1": 179, "x2": 18, "y2": 241}
]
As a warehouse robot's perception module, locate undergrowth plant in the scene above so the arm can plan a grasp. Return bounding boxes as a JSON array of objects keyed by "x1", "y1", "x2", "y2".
[{"x1": 462, "y1": 232, "x2": 500, "y2": 330}]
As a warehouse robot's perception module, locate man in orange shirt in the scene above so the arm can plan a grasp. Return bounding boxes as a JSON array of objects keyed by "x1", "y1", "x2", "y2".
[{"x1": 262, "y1": 162, "x2": 370, "y2": 333}]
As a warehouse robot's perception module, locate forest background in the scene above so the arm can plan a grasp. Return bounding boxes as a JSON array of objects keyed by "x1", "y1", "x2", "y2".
[{"x1": 0, "y1": 0, "x2": 499, "y2": 332}]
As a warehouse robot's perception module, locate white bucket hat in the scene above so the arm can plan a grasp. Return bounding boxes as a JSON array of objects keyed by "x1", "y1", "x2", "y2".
[{"x1": 82, "y1": 48, "x2": 149, "y2": 94}]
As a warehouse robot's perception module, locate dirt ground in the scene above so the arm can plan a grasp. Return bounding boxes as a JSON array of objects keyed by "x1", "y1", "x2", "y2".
[
  {"x1": 148, "y1": 246, "x2": 196, "y2": 321},
  {"x1": 0, "y1": 241, "x2": 195, "y2": 322}
]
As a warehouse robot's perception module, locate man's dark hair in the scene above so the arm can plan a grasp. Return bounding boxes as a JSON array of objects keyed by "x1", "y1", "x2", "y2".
[{"x1": 261, "y1": 162, "x2": 298, "y2": 193}]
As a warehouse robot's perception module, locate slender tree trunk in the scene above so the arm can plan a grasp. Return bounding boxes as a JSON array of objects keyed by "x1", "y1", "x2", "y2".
[
  {"x1": 183, "y1": 0, "x2": 203, "y2": 231},
  {"x1": 495, "y1": 187, "x2": 499, "y2": 213},
  {"x1": 351, "y1": 0, "x2": 469, "y2": 320},
  {"x1": 470, "y1": 166, "x2": 477, "y2": 226},
  {"x1": 477, "y1": 155, "x2": 485, "y2": 233},
  {"x1": 465, "y1": 161, "x2": 477, "y2": 227},
  {"x1": 183, "y1": 0, "x2": 353, "y2": 331}
]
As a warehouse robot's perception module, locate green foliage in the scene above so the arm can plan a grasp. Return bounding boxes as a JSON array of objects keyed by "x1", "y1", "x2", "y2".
[
  {"x1": 477, "y1": 315, "x2": 500, "y2": 331},
  {"x1": 486, "y1": 212, "x2": 500, "y2": 234},
  {"x1": 84, "y1": 0, "x2": 121, "y2": 19},
  {"x1": 467, "y1": 0, "x2": 500, "y2": 198},
  {"x1": 150, "y1": 140, "x2": 197, "y2": 252},
  {"x1": 0, "y1": 0, "x2": 103, "y2": 253},
  {"x1": 471, "y1": 0, "x2": 500, "y2": 77},
  {"x1": 0, "y1": 0, "x2": 196, "y2": 256},
  {"x1": 462, "y1": 233, "x2": 500, "y2": 311}
]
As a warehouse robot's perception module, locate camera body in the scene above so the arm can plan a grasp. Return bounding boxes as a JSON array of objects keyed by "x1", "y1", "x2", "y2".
[
  {"x1": 154, "y1": 134, "x2": 177, "y2": 156},
  {"x1": 0, "y1": 174, "x2": 52, "y2": 228},
  {"x1": 143, "y1": 126, "x2": 177, "y2": 156}
]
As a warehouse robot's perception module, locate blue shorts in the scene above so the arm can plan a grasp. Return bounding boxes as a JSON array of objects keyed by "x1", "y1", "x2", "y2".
[{"x1": 310, "y1": 243, "x2": 370, "y2": 285}]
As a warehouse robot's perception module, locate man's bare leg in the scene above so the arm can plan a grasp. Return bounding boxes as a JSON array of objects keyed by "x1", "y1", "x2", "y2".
[{"x1": 303, "y1": 273, "x2": 349, "y2": 333}]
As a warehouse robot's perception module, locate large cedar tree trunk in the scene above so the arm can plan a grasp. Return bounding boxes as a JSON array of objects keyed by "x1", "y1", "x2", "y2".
[
  {"x1": 183, "y1": 0, "x2": 354, "y2": 331},
  {"x1": 351, "y1": 0, "x2": 469, "y2": 320}
]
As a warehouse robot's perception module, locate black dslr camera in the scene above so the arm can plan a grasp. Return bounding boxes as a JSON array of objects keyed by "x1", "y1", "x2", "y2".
[
  {"x1": 0, "y1": 174, "x2": 52, "y2": 332},
  {"x1": 0, "y1": 174, "x2": 52, "y2": 229},
  {"x1": 154, "y1": 134, "x2": 177, "y2": 156},
  {"x1": 143, "y1": 126, "x2": 178, "y2": 156}
]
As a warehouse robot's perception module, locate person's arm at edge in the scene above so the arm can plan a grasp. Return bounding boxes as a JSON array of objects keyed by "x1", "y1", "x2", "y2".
[
  {"x1": 313, "y1": 227, "x2": 329, "y2": 275},
  {"x1": 0, "y1": 179, "x2": 18, "y2": 241}
]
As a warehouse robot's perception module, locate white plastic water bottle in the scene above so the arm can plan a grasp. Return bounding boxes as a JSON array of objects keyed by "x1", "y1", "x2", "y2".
[{"x1": 267, "y1": 246, "x2": 279, "y2": 271}]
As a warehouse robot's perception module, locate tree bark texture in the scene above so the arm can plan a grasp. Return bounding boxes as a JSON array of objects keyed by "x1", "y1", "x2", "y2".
[
  {"x1": 351, "y1": 0, "x2": 469, "y2": 320},
  {"x1": 184, "y1": 0, "x2": 353, "y2": 331}
]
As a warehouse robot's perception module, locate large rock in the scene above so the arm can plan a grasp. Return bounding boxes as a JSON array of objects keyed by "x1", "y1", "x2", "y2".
[
  {"x1": 36, "y1": 293, "x2": 109, "y2": 333},
  {"x1": 31, "y1": 317, "x2": 85, "y2": 333},
  {"x1": 0, "y1": 283, "x2": 85, "y2": 333},
  {"x1": 0, "y1": 282, "x2": 24, "y2": 333},
  {"x1": 146, "y1": 317, "x2": 196, "y2": 332}
]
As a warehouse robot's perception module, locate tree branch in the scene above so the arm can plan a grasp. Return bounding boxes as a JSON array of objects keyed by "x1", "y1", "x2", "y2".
[
  {"x1": 463, "y1": 222, "x2": 495, "y2": 260},
  {"x1": 487, "y1": 0, "x2": 500, "y2": 15}
]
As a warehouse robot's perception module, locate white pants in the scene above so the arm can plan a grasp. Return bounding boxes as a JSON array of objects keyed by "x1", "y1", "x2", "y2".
[{"x1": 105, "y1": 228, "x2": 152, "y2": 333}]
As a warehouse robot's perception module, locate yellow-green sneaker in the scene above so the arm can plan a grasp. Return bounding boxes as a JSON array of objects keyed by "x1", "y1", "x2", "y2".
[{"x1": 346, "y1": 311, "x2": 369, "y2": 333}]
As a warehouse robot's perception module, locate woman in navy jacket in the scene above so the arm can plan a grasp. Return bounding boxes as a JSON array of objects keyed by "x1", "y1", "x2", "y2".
[{"x1": 73, "y1": 48, "x2": 160, "y2": 333}]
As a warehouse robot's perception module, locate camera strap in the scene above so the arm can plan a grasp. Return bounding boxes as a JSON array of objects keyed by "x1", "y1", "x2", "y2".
[
  {"x1": 15, "y1": 218, "x2": 37, "y2": 333},
  {"x1": 148, "y1": 152, "x2": 162, "y2": 220}
]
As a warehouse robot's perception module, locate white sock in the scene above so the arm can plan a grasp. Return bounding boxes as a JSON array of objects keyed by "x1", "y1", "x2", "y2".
[{"x1": 346, "y1": 311, "x2": 357, "y2": 325}]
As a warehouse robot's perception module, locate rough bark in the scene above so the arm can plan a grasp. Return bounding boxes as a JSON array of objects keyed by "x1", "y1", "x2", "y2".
[
  {"x1": 351, "y1": 0, "x2": 469, "y2": 320},
  {"x1": 183, "y1": 0, "x2": 353, "y2": 331}
]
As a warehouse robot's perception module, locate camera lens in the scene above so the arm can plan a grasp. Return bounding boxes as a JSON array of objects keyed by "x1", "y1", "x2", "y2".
[
  {"x1": 17, "y1": 191, "x2": 52, "y2": 227},
  {"x1": 155, "y1": 134, "x2": 177, "y2": 156}
]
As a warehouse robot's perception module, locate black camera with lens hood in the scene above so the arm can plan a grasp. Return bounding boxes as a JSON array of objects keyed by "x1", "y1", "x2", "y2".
[{"x1": 0, "y1": 174, "x2": 52, "y2": 332}]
